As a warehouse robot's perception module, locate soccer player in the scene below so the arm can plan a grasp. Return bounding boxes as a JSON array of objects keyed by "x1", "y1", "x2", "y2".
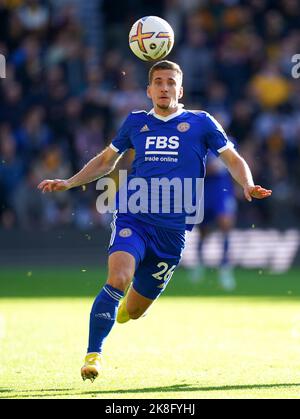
[
  {"x1": 189, "y1": 150, "x2": 237, "y2": 291},
  {"x1": 38, "y1": 61, "x2": 272, "y2": 382}
]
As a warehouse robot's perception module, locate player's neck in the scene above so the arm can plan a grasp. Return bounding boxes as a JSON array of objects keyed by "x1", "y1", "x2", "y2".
[{"x1": 153, "y1": 105, "x2": 180, "y2": 117}]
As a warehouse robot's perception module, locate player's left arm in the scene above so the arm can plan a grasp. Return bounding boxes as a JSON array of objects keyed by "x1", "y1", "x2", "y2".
[{"x1": 219, "y1": 147, "x2": 272, "y2": 202}]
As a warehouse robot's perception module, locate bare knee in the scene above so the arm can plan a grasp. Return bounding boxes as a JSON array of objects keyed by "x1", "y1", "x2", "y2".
[
  {"x1": 107, "y1": 272, "x2": 132, "y2": 292},
  {"x1": 218, "y1": 215, "x2": 234, "y2": 232},
  {"x1": 107, "y1": 251, "x2": 135, "y2": 292}
]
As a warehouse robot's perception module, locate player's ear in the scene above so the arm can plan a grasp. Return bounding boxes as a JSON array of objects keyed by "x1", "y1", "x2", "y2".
[
  {"x1": 146, "y1": 85, "x2": 152, "y2": 99},
  {"x1": 179, "y1": 86, "x2": 183, "y2": 99}
]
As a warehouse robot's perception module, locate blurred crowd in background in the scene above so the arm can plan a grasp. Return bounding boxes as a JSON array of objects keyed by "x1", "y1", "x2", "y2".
[{"x1": 0, "y1": 0, "x2": 300, "y2": 231}]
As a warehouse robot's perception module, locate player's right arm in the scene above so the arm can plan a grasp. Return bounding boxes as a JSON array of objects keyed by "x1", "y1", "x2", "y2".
[{"x1": 37, "y1": 146, "x2": 122, "y2": 193}]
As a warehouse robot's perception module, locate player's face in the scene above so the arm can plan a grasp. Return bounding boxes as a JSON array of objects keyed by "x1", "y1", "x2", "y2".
[{"x1": 147, "y1": 69, "x2": 183, "y2": 114}]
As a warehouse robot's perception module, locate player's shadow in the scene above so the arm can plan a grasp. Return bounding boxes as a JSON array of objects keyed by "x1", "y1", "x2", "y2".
[
  {"x1": 82, "y1": 382, "x2": 300, "y2": 396},
  {"x1": 0, "y1": 388, "x2": 73, "y2": 399},
  {"x1": 2, "y1": 383, "x2": 300, "y2": 398}
]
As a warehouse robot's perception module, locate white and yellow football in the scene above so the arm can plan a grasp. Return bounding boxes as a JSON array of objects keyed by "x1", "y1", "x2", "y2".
[{"x1": 129, "y1": 16, "x2": 174, "y2": 61}]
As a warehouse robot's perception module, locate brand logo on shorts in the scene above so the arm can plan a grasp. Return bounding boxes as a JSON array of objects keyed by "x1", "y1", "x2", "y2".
[
  {"x1": 177, "y1": 122, "x2": 190, "y2": 132},
  {"x1": 119, "y1": 228, "x2": 132, "y2": 237},
  {"x1": 95, "y1": 312, "x2": 112, "y2": 319}
]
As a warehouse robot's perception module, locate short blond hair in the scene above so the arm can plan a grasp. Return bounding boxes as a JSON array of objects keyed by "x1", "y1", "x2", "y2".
[{"x1": 148, "y1": 60, "x2": 183, "y2": 85}]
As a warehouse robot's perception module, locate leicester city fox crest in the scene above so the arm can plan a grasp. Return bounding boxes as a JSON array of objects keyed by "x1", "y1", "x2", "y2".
[
  {"x1": 119, "y1": 228, "x2": 133, "y2": 238},
  {"x1": 177, "y1": 122, "x2": 190, "y2": 132}
]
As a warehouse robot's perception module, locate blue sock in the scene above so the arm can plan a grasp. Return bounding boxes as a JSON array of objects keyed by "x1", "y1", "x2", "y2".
[
  {"x1": 221, "y1": 233, "x2": 230, "y2": 266},
  {"x1": 197, "y1": 237, "x2": 203, "y2": 264},
  {"x1": 87, "y1": 284, "x2": 124, "y2": 354}
]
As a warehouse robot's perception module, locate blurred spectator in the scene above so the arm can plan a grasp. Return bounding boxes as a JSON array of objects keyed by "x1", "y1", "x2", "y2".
[
  {"x1": 216, "y1": 34, "x2": 252, "y2": 101},
  {"x1": 110, "y1": 67, "x2": 149, "y2": 126},
  {"x1": 17, "y1": 0, "x2": 49, "y2": 33},
  {"x1": 15, "y1": 106, "x2": 52, "y2": 164},
  {"x1": 176, "y1": 18, "x2": 213, "y2": 103},
  {"x1": 83, "y1": 66, "x2": 111, "y2": 108},
  {"x1": 23, "y1": 144, "x2": 73, "y2": 228},
  {"x1": 228, "y1": 100, "x2": 256, "y2": 143},
  {"x1": 250, "y1": 62, "x2": 291, "y2": 109},
  {"x1": 11, "y1": 169, "x2": 46, "y2": 230},
  {"x1": 0, "y1": 81, "x2": 26, "y2": 127},
  {"x1": 11, "y1": 36, "x2": 42, "y2": 88},
  {"x1": 0, "y1": 123, "x2": 25, "y2": 210},
  {"x1": 75, "y1": 115, "x2": 106, "y2": 168},
  {"x1": 204, "y1": 81, "x2": 230, "y2": 122}
]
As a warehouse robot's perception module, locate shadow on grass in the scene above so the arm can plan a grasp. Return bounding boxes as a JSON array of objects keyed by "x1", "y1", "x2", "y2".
[
  {"x1": 2, "y1": 382, "x2": 300, "y2": 398},
  {"x1": 0, "y1": 388, "x2": 75, "y2": 399},
  {"x1": 82, "y1": 382, "x2": 300, "y2": 395}
]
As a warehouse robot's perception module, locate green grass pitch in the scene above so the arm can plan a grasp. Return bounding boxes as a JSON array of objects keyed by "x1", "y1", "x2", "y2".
[{"x1": 1, "y1": 267, "x2": 300, "y2": 399}]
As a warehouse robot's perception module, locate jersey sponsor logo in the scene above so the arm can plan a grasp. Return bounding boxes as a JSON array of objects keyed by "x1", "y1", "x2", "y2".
[
  {"x1": 119, "y1": 228, "x2": 132, "y2": 238},
  {"x1": 177, "y1": 122, "x2": 190, "y2": 132},
  {"x1": 145, "y1": 136, "x2": 179, "y2": 155}
]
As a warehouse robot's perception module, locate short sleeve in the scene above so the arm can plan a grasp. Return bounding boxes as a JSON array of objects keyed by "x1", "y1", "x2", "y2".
[
  {"x1": 204, "y1": 113, "x2": 234, "y2": 156},
  {"x1": 110, "y1": 114, "x2": 133, "y2": 154}
]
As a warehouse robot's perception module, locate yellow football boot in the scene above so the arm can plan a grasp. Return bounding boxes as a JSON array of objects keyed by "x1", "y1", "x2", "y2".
[
  {"x1": 81, "y1": 352, "x2": 102, "y2": 382},
  {"x1": 116, "y1": 292, "x2": 130, "y2": 324}
]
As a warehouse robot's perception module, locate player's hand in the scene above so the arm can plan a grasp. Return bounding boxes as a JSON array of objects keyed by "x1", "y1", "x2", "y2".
[
  {"x1": 37, "y1": 179, "x2": 71, "y2": 193},
  {"x1": 243, "y1": 185, "x2": 272, "y2": 202}
]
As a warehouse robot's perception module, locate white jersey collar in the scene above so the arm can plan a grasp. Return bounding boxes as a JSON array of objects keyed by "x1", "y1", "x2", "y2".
[{"x1": 148, "y1": 104, "x2": 185, "y2": 122}]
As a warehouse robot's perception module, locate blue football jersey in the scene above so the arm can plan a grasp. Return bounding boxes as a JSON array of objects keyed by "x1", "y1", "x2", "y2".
[{"x1": 110, "y1": 107, "x2": 233, "y2": 231}]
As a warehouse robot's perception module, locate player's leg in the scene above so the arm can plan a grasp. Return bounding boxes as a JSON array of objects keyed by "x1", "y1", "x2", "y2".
[
  {"x1": 82, "y1": 210, "x2": 148, "y2": 381},
  {"x1": 117, "y1": 283, "x2": 154, "y2": 323},
  {"x1": 188, "y1": 182, "x2": 213, "y2": 283},
  {"x1": 126, "y1": 285, "x2": 154, "y2": 319},
  {"x1": 217, "y1": 214, "x2": 236, "y2": 291},
  {"x1": 117, "y1": 226, "x2": 185, "y2": 324},
  {"x1": 188, "y1": 223, "x2": 210, "y2": 282},
  {"x1": 118, "y1": 256, "x2": 181, "y2": 324},
  {"x1": 87, "y1": 251, "x2": 135, "y2": 352},
  {"x1": 81, "y1": 251, "x2": 135, "y2": 381}
]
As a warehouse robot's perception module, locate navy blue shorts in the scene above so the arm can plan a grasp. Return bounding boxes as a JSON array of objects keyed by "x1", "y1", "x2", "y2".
[{"x1": 108, "y1": 212, "x2": 186, "y2": 300}]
